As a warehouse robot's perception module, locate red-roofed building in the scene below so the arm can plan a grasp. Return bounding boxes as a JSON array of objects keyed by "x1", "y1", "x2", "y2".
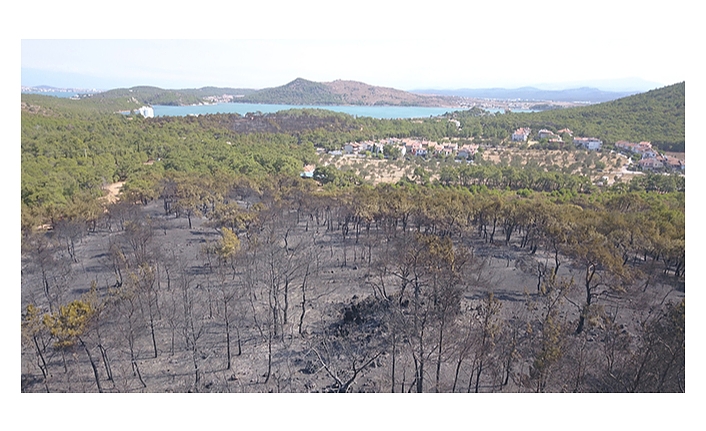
[
  {"x1": 662, "y1": 155, "x2": 685, "y2": 170},
  {"x1": 639, "y1": 157, "x2": 663, "y2": 170},
  {"x1": 512, "y1": 128, "x2": 531, "y2": 142},
  {"x1": 615, "y1": 140, "x2": 657, "y2": 158},
  {"x1": 300, "y1": 164, "x2": 316, "y2": 178},
  {"x1": 457, "y1": 144, "x2": 479, "y2": 159},
  {"x1": 538, "y1": 129, "x2": 558, "y2": 140}
]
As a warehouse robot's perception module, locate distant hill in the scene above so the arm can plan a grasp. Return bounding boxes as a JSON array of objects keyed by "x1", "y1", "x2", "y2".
[
  {"x1": 43, "y1": 80, "x2": 459, "y2": 107},
  {"x1": 21, "y1": 92, "x2": 141, "y2": 116},
  {"x1": 91, "y1": 86, "x2": 254, "y2": 106},
  {"x1": 240, "y1": 78, "x2": 461, "y2": 107},
  {"x1": 241, "y1": 78, "x2": 344, "y2": 105},
  {"x1": 414, "y1": 87, "x2": 638, "y2": 103},
  {"x1": 87, "y1": 86, "x2": 200, "y2": 106}
]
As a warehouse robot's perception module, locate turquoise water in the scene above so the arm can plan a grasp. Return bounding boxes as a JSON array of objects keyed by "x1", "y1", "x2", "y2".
[
  {"x1": 152, "y1": 103, "x2": 467, "y2": 119},
  {"x1": 21, "y1": 92, "x2": 532, "y2": 118}
]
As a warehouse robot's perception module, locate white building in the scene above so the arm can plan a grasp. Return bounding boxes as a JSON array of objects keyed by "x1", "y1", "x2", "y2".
[
  {"x1": 512, "y1": 128, "x2": 531, "y2": 142},
  {"x1": 574, "y1": 137, "x2": 602, "y2": 151},
  {"x1": 138, "y1": 106, "x2": 154, "y2": 118}
]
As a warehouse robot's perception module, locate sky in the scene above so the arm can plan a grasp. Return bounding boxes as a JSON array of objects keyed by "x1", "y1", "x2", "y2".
[
  {"x1": 20, "y1": 38, "x2": 681, "y2": 92},
  {"x1": 15, "y1": 2, "x2": 693, "y2": 92}
]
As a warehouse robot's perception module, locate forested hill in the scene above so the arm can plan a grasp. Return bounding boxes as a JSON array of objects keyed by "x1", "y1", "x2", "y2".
[
  {"x1": 242, "y1": 78, "x2": 344, "y2": 105},
  {"x1": 21, "y1": 93, "x2": 141, "y2": 116},
  {"x1": 520, "y1": 82, "x2": 685, "y2": 152},
  {"x1": 239, "y1": 78, "x2": 462, "y2": 107},
  {"x1": 43, "y1": 79, "x2": 458, "y2": 107},
  {"x1": 92, "y1": 86, "x2": 201, "y2": 106},
  {"x1": 93, "y1": 86, "x2": 256, "y2": 106}
]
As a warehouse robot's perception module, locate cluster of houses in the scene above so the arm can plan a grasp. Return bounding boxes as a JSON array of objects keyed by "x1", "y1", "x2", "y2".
[
  {"x1": 512, "y1": 127, "x2": 604, "y2": 151},
  {"x1": 538, "y1": 128, "x2": 570, "y2": 144},
  {"x1": 314, "y1": 127, "x2": 685, "y2": 179},
  {"x1": 615, "y1": 140, "x2": 685, "y2": 171},
  {"x1": 513, "y1": 127, "x2": 573, "y2": 143},
  {"x1": 339, "y1": 138, "x2": 479, "y2": 160},
  {"x1": 510, "y1": 127, "x2": 685, "y2": 172},
  {"x1": 202, "y1": 94, "x2": 246, "y2": 104}
]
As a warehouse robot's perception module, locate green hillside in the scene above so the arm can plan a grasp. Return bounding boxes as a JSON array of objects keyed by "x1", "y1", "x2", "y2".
[
  {"x1": 240, "y1": 78, "x2": 346, "y2": 105},
  {"x1": 95, "y1": 86, "x2": 203, "y2": 106},
  {"x1": 54, "y1": 86, "x2": 259, "y2": 107},
  {"x1": 21, "y1": 93, "x2": 141, "y2": 116},
  {"x1": 527, "y1": 82, "x2": 685, "y2": 151},
  {"x1": 450, "y1": 82, "x2": 685, "y2": 152}
]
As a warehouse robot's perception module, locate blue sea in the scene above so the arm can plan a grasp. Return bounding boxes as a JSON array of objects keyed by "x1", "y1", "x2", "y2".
[
  {"x1": 22, "y1": 91, "x2": 534, "y2": 118},
  {"x1": 152, "y1": 103, "x2": 468, "y2": 119}
]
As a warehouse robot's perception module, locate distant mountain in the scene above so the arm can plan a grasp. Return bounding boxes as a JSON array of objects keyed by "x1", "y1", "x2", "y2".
[
  {"x1": 533, "y1": 77, "x2": 665, "y2": 92},
  {"x1": 240, "y1": 78, "x2": 461, "y2": 107},
  {"x1": 413, "y1": 87, "x2": 638, "y2": 103}
]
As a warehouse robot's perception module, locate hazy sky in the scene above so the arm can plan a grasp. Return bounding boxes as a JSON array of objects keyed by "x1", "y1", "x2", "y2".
[
  {"x1": 17, "y1": 2, "x2": 691, "y2": 92},
  {"x1": 21, "y1": 38, "x2": 683, "y2": 91}
]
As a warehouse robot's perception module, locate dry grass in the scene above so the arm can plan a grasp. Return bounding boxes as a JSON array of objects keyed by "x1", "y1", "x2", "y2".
[
  {"x1": 322, "y1": 155, "x2": 414, "y2": 184},
  {"x1": 101, "y1": 181, "x2": 125, "y2": 204},
  {"x1": 481, "y1": 147, "x2": 633, "y2": 185},
  {"x1": 319, "y1": 147, "x2": 639, "y2": 186}
]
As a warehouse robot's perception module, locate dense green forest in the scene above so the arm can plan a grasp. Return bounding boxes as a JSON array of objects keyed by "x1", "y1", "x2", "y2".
[
  {"x1": 94, "y1": 86, "x2": 257, "y2": 106},
  {"x1": 21, "y1": 93, "x2": 141, "y2": 115},
  {"x1": 20, "y1": 110, "x2": 317, "y2": 220},
  {"x1": 20, "y1": 82, "x2": 685, "y2": 228}
]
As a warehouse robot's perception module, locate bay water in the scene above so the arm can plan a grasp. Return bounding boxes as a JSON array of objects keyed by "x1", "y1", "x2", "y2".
[{"x1": 152, "y1": 103, "x2": 468, "y2": 119}]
